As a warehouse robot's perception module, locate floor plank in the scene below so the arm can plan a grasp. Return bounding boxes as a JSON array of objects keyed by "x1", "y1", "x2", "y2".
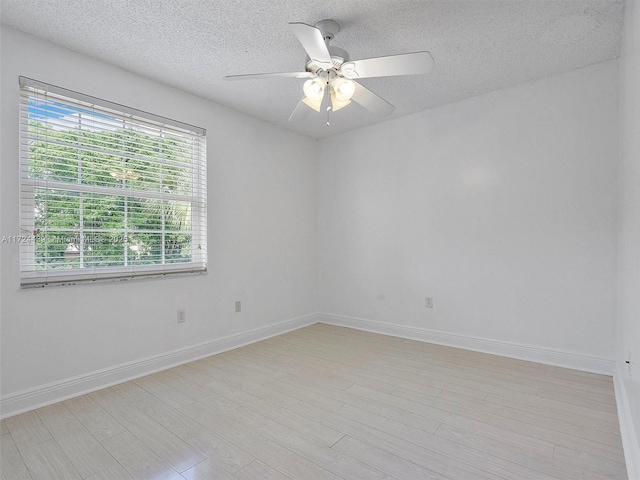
[
  {"x1": 4, "y1": 411, "x2": 52, "y2": 451},
  {"x1": 1, "y1": 433, "x2": 32, "y2": 480},
  {"x1": 179, "y1": 401, "x2": 342, "y2": 480},
  {"x1": 63, "y1": 394, "x2": 126, "y2": 442},
  {"x1": 181, "y1": 459, "x2": 236, "y2": 480},
  {"x1": 289, "y1": 399, "x2": 506, "y2": 480},
  {"x1": 232, "y1": 459, "x2": 291, "y2": 480},
  {"x1": 332, "y1": 434, "x2": 451, "y2": 480},
  {"x1": 90, "y1": 388, "x2": 205, "y2": 473},
  {"x1": 111, "y1": 380, "x2": 254, "y2": 474},
  {"x1": 435, "y1": 423, "x2": 619, "y2": 480},
  {"x1": 221, "y1": 404, "x2": 391, "y2": 480},
  {"x1": 100, "y1": 431, "x2": 183, "y2": 480},
  {"x1": 36, "y1": 402, "x2": 117, "y2": 478},
  {"x1": 334, "y1": 403, "x2": 558, "y2": 480},
  {"x1": 20, "y1": 439, "x2": 82, "y2": 480},
  {"x1": 85, "y1": 464, "x2": 134, "y2": 480},
  {"x1": 280, "y1": 373, "x2": 556, "y2": 458}
]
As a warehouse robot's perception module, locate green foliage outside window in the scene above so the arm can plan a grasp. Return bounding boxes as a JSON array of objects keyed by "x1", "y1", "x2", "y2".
[{"x1": 28, "y1": 120, "x2": 194, "y2": 270}]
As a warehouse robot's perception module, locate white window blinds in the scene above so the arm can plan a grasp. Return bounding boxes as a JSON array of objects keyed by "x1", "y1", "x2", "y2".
[{"x1": 19, "y1": 77, "x2": 207, "y2": 287}]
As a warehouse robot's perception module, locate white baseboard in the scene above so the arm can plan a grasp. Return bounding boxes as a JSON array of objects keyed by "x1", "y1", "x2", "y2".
[
  {"x1": 1, "y1": 313, "x2": 319, "y2": 419},
  {"x1": 614, "y1": 367, "x2": 640, "y2": 480},
  {"x1": 1, "y1": 311, "x2": 618, "y2": 421},
  {"x1": 318, "y1": 312, "x2": 615, "y2": 375}
]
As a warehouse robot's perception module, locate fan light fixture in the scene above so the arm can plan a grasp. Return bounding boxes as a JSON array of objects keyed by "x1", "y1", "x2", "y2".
[
  {"x1": 302, "y1": 77, "x2": 326, "y2": 111},
  {"x1": 303, "y1": 78, "x2": 325, "y2": 101},
  {"x1": 330, "y1": 77, "x2": 355, "y2": 112},
  {"x1": 330, "y1": 92, "x2": 350, "y2": 111},
  {"x1": 332, "y1": 77, "x2": 355, "y2": 102}
]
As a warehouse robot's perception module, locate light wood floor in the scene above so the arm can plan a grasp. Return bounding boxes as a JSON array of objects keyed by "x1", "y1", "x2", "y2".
[{"x1": 0, "y1": 323, "x2": 627, "y2": 480}]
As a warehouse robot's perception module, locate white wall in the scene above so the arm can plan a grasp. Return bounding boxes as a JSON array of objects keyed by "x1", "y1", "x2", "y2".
[
  {"x1": 0, "y1": 27, "x2": 318, "y2": 413},
  {"x1": 318, "y1": 60, "x2": 619, "y2": 364},
  {"x1": 617, "y1": 0, "x2": 640, "y2": 474}
]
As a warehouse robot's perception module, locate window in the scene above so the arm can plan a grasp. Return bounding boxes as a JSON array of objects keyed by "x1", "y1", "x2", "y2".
[{"x1": 19, "y1": 77, "x2": 207, "y2": 287}]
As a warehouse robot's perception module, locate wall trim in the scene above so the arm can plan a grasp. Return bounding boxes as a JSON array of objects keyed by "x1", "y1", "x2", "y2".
[
  {"x1": 1, "y1": 313, "x2": 319, "y2": 419},
  {"x1": 318, "y1": 312, "x2": 615, "y2": 375},
  {"x1": 614, "y1": 366, "x2": 640, "y2": 480},
  {"x1": 2, "y1": 312, "x2": 619, "y2": 420}
]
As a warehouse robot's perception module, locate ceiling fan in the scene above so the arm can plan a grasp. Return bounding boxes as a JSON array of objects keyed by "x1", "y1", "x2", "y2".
[{"x1": 225, "y1": 19, "x2": 434, "y2": 123}]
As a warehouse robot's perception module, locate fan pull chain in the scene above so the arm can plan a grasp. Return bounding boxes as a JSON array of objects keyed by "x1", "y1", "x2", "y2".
[{"x1": 325, "y1": 78, "x2": 332, "y2": 127}]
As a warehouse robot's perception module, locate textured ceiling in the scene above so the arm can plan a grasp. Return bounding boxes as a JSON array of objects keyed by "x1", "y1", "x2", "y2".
[{"x1": 1, "y1": 0, "x2": 625, "y2": 139}]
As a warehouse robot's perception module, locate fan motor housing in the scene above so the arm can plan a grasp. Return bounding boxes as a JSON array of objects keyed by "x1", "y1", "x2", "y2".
[{"x1": 306, "y1": 46, "x2": 350, "y2": 74}]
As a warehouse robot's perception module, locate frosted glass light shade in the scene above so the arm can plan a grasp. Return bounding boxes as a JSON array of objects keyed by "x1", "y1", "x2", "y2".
[
  {"x1": 303, "y1": 78, "x2": 325, "y2": 101},
  {"x1": 330, "y1": 91, "x2": 351, "y2": 111},
  {"x1": 333, "y1": 77, "x2": 355, "y2": 102},
  {"x1": 302, "y1": 96, "x2": 322, "y2": 112}
]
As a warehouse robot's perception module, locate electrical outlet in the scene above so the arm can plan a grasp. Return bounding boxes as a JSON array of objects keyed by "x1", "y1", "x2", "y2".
[
  {"x1": 177, "y1": 309, "x2": 186, "y2": 323},
  {"x1": 425, "y1": 296, "x2": 433, "y2": 308},
  {"x1": 235, "y1": 301, "x2": 242, "y2": 313}
]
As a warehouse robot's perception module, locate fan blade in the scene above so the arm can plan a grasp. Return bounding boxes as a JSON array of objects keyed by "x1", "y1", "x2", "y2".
[
  {"x1": 341, "y1": 51, "x2": 434, "y2": 79},
  {"x1": 351, "y1": 81, "x2": 395, "y2": 116},
  {"x1": 289, "y1": 22, "x2": 333, "y2": 69},
  {"x1": 224, "y1": 71, "x2": 315, "y2": 80},
  {"x1": 289, "y1": 98, "x2": 312, "y2": 122}
]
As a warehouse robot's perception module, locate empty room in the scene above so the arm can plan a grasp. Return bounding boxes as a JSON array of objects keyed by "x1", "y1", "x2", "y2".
[{"x1": 1, "y1": 0, "x2": 639, "y2": 479}]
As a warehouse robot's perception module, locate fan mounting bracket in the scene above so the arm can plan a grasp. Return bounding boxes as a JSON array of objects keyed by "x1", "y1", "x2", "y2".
[{"x1": 315, "y1": 19, "x2": 340, "y2": 41}]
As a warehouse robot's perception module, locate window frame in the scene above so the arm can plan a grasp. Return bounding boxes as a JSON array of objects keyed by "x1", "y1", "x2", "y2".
[{"x1": 19, "y1": 76, "x2": 207, "y2": 288}]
